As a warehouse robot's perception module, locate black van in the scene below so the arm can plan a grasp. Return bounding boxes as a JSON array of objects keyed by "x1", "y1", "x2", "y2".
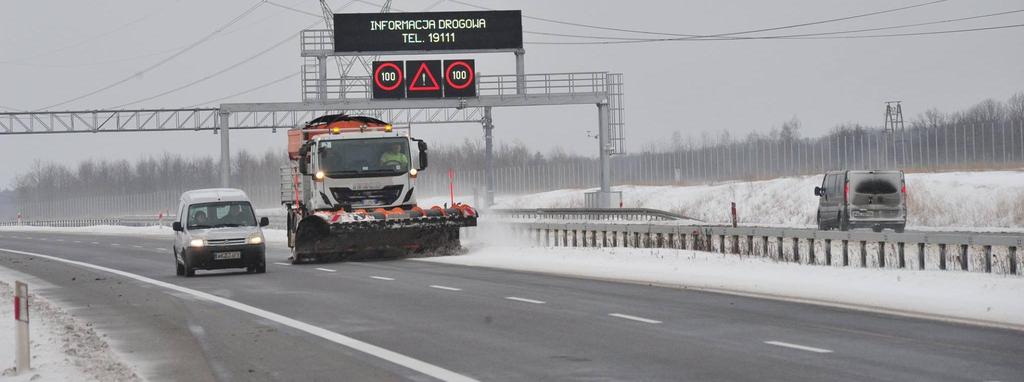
[{"x1": 814, "y1": 170, "x2": 907, "y2": 232}]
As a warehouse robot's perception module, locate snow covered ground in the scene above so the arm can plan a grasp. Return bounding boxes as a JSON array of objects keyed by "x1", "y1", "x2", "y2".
[
  {"x1": 421, "y1": 224, "x2": 1024, "y2": 330},
  {"x1": 0, "y1": 277, "x2": 139, "y2": 381},
  {"x1": 488, "y1": 170, "x2": 1024, "y2": 231}
]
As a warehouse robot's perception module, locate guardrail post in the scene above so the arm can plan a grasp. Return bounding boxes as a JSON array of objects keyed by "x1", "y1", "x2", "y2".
[
  {"x1": 917, "y1": 243, "x2": 926, "y2": 270},
  {"x1": 808, "y1": 238, "x2": 816, "y2": 264},
  {"x1": 960, "y1": 244, "x2": 969, "y2": 271},
  {"x1": 842, "y1": 240, "x2": 849, "y2": 266},
  {"x1": 580, "y1": 230, "x2": 586, "y2": 248},
  {"x1": 747, "y1": 235, "x2": 753, "y2": 255},
  {"x1": 860, "y1": 241, "x2": 868, "y2": 267},
  {"x1": 776, "y1": 237, "x2": 783, "y2": 261},
  {"x1": 792, "y1": 238, "x2": 800, "y2": 263},
  {"x1": 939, "y1": 244, "x2": 947, "y2": 270},
  {"x1": 897, "y1": 242, "x2": 906, "y2": 269},
  {"x1": 573, "y1": 230, "x2": 579, "y2": 247},
  {"x1": 877, "y1": 241, "x2": 886, "y2": 268},
  {"x1": 732, "y1": 235, "x2": 739, "y2": 254},
  {"x1": 681, "y1": 233, "x2": 687, "y2": 250},
  {"x1": 824, "y1": 239, "x2": 832, "y2": 265},
  {"x1": 544, "y1": 229, "x2": 551, "y2": 246},
  {"x1": 983, "y1": 245, "x2": 992, "y2": 273},
  {"x1": 1010, "y1": 246, "x2": 1018, "y2": 275},
  {"x1": 762, "y1": 236, "x2": 768, "y2": 257},
  {"x1": 718, "y1": 235, "x2": 725, "y2": 253}
]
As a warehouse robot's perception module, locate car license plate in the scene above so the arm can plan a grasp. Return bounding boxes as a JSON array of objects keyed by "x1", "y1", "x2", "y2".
[{"x1": 214, "y1": 251, "x2": 241, "y2": 260}]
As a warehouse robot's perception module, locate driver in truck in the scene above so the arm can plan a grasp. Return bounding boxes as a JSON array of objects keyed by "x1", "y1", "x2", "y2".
[{"x1": 379, "y1": 143, "x2": 409, "y2": 168}]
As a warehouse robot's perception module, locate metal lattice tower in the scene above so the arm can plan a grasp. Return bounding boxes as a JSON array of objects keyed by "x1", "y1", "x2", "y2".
[{"x1": 884, "y1": 101, "x2": 904, "y2": 133}]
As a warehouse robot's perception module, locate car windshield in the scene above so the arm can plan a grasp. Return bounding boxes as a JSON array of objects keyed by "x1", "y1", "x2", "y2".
[
  {"x1": 318, "y1": 137, "x2": 409, "y2": 177},
  {"x1": 187, "y1": 201, "x2": 256, "y2": 229}
]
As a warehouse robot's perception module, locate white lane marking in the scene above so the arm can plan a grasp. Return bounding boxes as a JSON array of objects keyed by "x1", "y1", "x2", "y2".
[
  {"x1": 429, "y1": 285, "x2": 461, "y2": 291},
  {"x1": 370, "y1": 276, "x2": 395, "y2": 281},
  {"x1": 73, "y1": 241, "x2": 82, "y2": 244},
  {"x1": 132, "y1": 245, "x2": 144, "y2": 248},
  {"x1": 505, "y1": 296, "x2": 546, "y2": 304},
  {"x1": 608, "y1": 313, "x2": 662, "y2": 324},
  {"x1": 54, "y1": 239, "x2": 65, "y2": 242},
  {"x1": 764, "y1": 341, "x2": 833, "y2": 354},
  {"x1": 90, "y1": 242, "x2": 100, "y2": 245},
  {"x1": 110, "y1": 243, "x2": 120, "y2": 246},
  {"x1": 0, "y1": 247, "x2": 477, "y2": 382},
  {"x1": 315, "y1": 267, "x2": 337, "y2": 273},
  {"x1": 273, "y1": 262, "x2": 291, "y2": 266},
  {"x1": 38, "y1": 238, "x2": 48, "y2": 241}
]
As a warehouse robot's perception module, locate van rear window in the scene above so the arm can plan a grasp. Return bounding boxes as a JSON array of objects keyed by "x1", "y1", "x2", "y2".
[{"x1": 849, "y1": 172, "x2": 902, "y2": 195}]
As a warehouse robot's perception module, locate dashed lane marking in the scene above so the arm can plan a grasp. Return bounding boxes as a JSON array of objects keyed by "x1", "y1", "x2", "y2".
[
  {"x1": 273, "y1": 262, "x2": 291, "y2": 266},
  {"x1": 764, "y1": 341, "x2": 833, "y2": 354},
  {"x1": 0, "y1": 247, "x2": 477, "y2": 382},
  {"x1": 370, "y1": 276, "x2": 395, "y2": 281},
  {"x1": 429, "y1": 285, "x2": 461, "y2": 291},
  {"x1": 505, "y1": 297, "x2": 546, "y2": 304},
  {"x1": 315, "y1": 267, "x2": 337, "y2": 273},
  {"x1": 608, "y1": 313, "x2": 662, "y2": 324}
]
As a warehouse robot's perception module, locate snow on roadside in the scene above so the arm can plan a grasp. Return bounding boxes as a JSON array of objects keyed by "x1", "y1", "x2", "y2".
[
  {"x1": 488, "y1": 170, "x2": 1024, "y2": 230},
  {"x1": 0, "y1": 280, "x2": 139, "y2": 382},
  {"x1": 418, "y1": 223, "x2": 1024, "y2": 329}
]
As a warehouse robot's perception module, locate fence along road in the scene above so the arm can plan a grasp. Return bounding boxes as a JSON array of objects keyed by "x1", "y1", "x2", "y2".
[{"x1": 488, "y1": 208, "x2": 1023, "y2": 275}]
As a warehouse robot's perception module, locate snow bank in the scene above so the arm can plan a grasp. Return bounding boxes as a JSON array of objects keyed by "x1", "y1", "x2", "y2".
[
  {"x1": 490, "y1": 170, "x2": 1024, "y2": 230},
  {"x1": 0, "y1": 280, "x2": 139, "y2": 381},
  {"x1": 422, "y1": 223, "x2": 1024, "y2": 329}
]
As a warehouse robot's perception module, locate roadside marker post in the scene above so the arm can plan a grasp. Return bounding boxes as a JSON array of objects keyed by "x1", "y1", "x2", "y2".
[{"x1": 13, "y1": 280, "x2": 30, "y2": 373}]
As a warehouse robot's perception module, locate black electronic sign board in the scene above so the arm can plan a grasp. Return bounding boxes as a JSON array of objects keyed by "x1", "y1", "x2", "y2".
[
  {"x1": 372, "y1": 61, "x2": 405, "y2": 99},
  {"x1": 334, "y1": 10, "x2": 522, "y2": 54},
  {"x1": 405, "y1": 60, "x2": 443, "y2": 98},
  {"x1": 442, "y1": 59, "x2": 475, "y2": 98}
]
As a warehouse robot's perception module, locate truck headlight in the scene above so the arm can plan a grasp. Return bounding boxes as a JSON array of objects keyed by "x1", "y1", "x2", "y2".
[
  {"x1": 247, "y1": 234, "x2": 264, "y2": 245},
  {"x1": 189, "y1": 239, "x2": 206, "y2": 247}
]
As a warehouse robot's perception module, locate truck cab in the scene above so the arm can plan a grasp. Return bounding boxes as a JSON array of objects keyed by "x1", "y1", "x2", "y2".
[{"x1": 291, "y1": 116, "x2": 428, "y2": 212}]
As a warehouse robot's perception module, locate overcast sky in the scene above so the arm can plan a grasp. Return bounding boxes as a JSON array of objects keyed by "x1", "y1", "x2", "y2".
[{"x1": 2, "y1": 0, "x2": 1023, "y2": 188}]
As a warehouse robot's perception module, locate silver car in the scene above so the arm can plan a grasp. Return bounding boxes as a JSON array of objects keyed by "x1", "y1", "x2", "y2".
[
  {"x1": 814, "y1": 170, "x2": 907, "y2": 232},
  {"x1": 172, "y1": 188, "x2": 268, "y2": 277}
]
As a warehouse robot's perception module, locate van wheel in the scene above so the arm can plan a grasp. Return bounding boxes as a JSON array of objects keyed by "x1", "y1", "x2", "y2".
[{"x1": 184, "y1": 254, "x2": 195, "y2": 277}]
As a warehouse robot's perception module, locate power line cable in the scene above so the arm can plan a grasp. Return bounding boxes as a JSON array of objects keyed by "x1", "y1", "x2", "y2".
[
  {"x1": 525, "y1": 22, "x2": 1024, "y2": 45},
  {"x1": 449, "y1": 0, "x2": 948, "y2": 39},
  {"x1": 524, "y1": 8, "x2": 1024, "y2": 41},
  {"x1": 110, "y1": 20, "x2": 321, "y2": 109},
  {"x1": 187, "y1": 70, "x2": 300, "y2": 107},
  {"x1": 34, "y1": 0, "x2": 267, "y2": 111}
]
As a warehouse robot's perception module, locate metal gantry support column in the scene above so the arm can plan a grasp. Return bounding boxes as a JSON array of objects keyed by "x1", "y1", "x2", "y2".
[
  {"x1": 483, "y1": 107, "x2": 495, "y2": 207},
  {"x1": 514, "y1": 49, "x2": 525, "y2": 95},
  {"x1": 317, "y1": 55, "x2": 329, "y2": 101},
  {"x1": 219, "y1": 111, "x2": 231, "y2": 187},
  {"x1": 597, "y1": 101, "x2": 612, "y2": 207}
]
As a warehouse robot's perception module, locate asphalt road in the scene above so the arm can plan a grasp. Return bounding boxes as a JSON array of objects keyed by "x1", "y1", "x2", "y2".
[{"x1": 0, "y1": 230, "x2": 1021, "y2": 382}]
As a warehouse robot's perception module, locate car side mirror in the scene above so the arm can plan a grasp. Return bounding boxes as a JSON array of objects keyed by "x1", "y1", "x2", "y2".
[
  {"x1": 417, "y1": 140, "x2": 428, "y2": 170},
  {"x1": 814, "y1": 186, "x2": 823, "y2": 196},
  {"x1": 259, "y1": 217, "x2": 270, "y2": 227},
  {"x1": 172, "y1": 222, "x2": 183, "y2": 232}
]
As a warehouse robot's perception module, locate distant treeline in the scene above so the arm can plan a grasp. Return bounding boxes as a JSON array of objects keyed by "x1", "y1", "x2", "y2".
[{"x1": 11, "y1": 91, "x2": 1023, "y2": 202}]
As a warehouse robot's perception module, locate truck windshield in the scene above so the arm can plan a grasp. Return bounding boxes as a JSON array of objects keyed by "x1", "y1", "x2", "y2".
[
  {"x1": 187, "y1": 201, "x2": 256, "y2": 229},
  {"x1": 318, "y1": 137, "x2": 410, "y2": 177}
]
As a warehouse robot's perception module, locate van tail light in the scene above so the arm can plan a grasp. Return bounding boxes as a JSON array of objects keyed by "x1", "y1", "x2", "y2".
[
  {"x1": 901, "y1": 183, "x2": 907, "y2": 195},
  {"x1": 844, "y1": 182, "x2": 849, "y2": 203}
]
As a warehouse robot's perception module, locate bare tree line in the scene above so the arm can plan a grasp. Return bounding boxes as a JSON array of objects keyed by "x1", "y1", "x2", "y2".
[{"x1": 6, "y1": 91, "x2": 1023, "y2": 219}]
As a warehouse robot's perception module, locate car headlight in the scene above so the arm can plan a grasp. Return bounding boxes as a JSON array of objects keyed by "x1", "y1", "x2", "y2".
[
  {"x1": 247, "y1": 234, "x2": 264, "y2": 245},
  {"x1": 189, "y1": 239, "x2": 206, "y2": 247}
]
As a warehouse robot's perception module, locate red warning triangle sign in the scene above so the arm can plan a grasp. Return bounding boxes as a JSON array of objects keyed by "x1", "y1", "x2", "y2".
[{"x1": 408, "y1": 62, "x2": 441, "y2": 91}]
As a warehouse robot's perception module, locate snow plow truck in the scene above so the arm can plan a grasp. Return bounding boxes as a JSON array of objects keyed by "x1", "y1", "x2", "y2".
[{"x1": 282, "y1": 114, "x2": 477, "y2": 263}]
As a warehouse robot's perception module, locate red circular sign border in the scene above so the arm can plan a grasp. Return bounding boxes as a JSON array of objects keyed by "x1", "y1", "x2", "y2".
[
  {"x1": 374, "y1": 62, "x2": 403, "y2": 91},
  {"x1": 445, "y1": 61, "x2": 474, "y2": 90}
]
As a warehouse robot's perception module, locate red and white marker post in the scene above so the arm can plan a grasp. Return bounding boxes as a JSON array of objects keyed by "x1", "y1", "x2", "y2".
[
  {"x1": 448, "y1": 168, "x2": 455, "y2": 206},
  {"x1": 13, "y1": 280, "x2": 30, "y2": 373}
]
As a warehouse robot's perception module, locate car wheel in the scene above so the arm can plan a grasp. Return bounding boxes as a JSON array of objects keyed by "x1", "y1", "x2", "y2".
[
  {"x1": 184, "y1": 252, "x2": 195, "y2": 277},
  {"x1": 257, "y1": 260, "x2": 266, "y2": 274},
  {"x1": 175, "y1": 252, "x2": 184, "y2": 276}
]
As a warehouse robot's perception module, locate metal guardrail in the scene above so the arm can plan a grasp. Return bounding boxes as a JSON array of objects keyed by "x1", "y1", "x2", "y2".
[
  {"x1": 488, "y1": 208, "x2": 694, "y2": 222},
  {"x1": 491, "y1": 209, "x2": 1023, "y2": 275}
]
